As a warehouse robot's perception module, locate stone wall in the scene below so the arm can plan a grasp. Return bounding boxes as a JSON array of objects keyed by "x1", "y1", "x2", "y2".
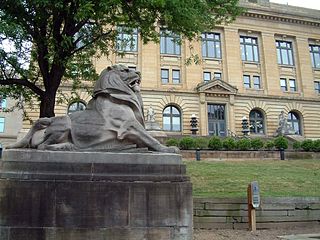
[
  {"x1": 194, "y1": 197, "x2": 320, "y2": 229},
  {"x1": 181, "y1": 150, "x2": 320, "y2": 160}
]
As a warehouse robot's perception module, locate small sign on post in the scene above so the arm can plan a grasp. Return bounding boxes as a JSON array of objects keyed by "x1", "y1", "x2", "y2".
[{"x1": 247, "y1": 181, "x2": 260, "y2": 231}]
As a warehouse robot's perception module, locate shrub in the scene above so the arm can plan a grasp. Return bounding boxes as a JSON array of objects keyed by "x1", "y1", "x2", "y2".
[
  {"x1": 208, "y1": 136, "x2": 222, "y2": 150},
  {"x1": 194, "y1": 137, "x2": 209, "y2": 149},
  {"x1": 179, "y1": 137, "x2": 195, "y2": 150},
  {"x1": 250, "y1": 138, "x2": 264, "y2": 150},
  {"x1": 165, "y1": 138, "x2": 180, "y2": 147},
  {"x1": 236, "y1": 138, "x2": 251, "y2": 151},
  {"x1": 264, "y1": 140, "x2": 275, "y2": 150},
  {"x1": 292, "y1": 141, "x2": 301, "y2": 151},
  {"x1": 301, "y1": 139, "x2": 313, "y2": 152},
  {"x1": 313, "y1": 140, "x2": 320, "y2": 152},
  {"x1": 274, "y1": 136, "x2": 288, "y2": 150},
  {"x1": 222, "y1": 137, "x2": 236, "y2": 150}
]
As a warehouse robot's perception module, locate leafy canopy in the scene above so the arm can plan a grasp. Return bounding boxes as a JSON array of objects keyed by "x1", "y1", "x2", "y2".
[{"x1": 0, "y1": 0, "x2": 242, "y2": 117}]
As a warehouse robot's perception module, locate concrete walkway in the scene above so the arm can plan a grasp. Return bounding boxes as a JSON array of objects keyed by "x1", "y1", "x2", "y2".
[{"x1": 279, "y1": 234, "x2": 320, "y2": 240}]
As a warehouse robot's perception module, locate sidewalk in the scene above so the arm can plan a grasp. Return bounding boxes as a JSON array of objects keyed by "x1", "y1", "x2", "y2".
[{"x1": 193, "y1": 226, "x2": 320, "y2": 240}]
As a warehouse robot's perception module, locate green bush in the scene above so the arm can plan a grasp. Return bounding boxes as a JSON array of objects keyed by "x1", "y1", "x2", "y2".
[
  {"x1": 222, "y1": 137, "x2": 236, "y2": 150},
  {"x1": 301, "y1": 139, "x2": 313, "y2": 152},
  {"x1": 250, "y1": 138, "x2": 264, "y2": 150},
  {"x1": 208, "y1": 136, "x2": 222, "y2": 150},
  {"x1": 264, "y1": 140, "x2": 275, "y2": 150},
  {"x1": 236, "y1": 138, "x2": 251, "y2": 151},
  {"x1": 179, "y1": 137, "x2": 195, "y2": 150},
  {"x1": 194, "y1": 137, "x2": 209, "y2": 149},
  {"x1": 165, "y1": 138, "x2": 180, "y2": 147},
  {"x1": 292, "y1": 141, "x2": 301, "y2": 151},
  {"x1": 313, "y1": 140, "x2": 320, "y2": 152},
  {"x1": 274, "y1": 136, "x2": 288, "y2": 150}
]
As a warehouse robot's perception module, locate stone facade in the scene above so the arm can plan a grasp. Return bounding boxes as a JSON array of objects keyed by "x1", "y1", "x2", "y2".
[{"x1": 2, "y1": 0, "x2": 320, "y2": 143}]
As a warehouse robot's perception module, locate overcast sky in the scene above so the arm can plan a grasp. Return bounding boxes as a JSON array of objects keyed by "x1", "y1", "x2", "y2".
[{"x1": 270, "y1": 0, "x2": 320, "y2": 10}]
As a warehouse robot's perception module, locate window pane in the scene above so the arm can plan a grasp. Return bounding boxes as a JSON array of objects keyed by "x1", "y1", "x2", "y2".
[
  {"x1": 243, "y1": 75, "x2": 250, "y2": 88},
  {"x1": 160, "y1": 36, "x2": 166, "y2": 53},
  {"x1": 253, "y1": 46, "x2": 259, "y2": 62},
  {"x1": 172, "y1": 117, "x2": 181, "y2": 131},
  {"x1": 171, "y1": 106, "x2": 179, "y2": 115},
  {"x1": 277, "y1": 48, "x2": 282, "y2": 64},
  {"x1": 214, "y1": 72, "x2": 222, "y2": 79},
  {"x1": 172, "y1": 70, "x2": 180, "y2": 84},
  {"x1": 166, "y1": 38, "x2": 174, "y2": 54},
  {"x1": 68, "y1": 102, "x2": 86, "y2": 114},
  {"x1": 161, "y1": 69, "x2": 169, "y2": 84},
  {"x1": 0, "y1": 98, "x2": 6, "y2": 109},
  {"x1": 163, "y1": 116, "x2": 170, "y2": 130},
  {"x1": 215, "y1": 42, "x2": 221, "y2": 58},
  {"x1": 280, "y1": 78, "x2": 287, "y2": 91},
  {"x1": 289, "y1": 79, "x2": 296, "y2": 91},
  {"x1": 253, "y1": 76, "x2": 261, "y2": 89},
  {"x1": 203, "y1": 72, "x2": 211, "y2": 82},
  {"x1": 207, "y1": 41, "x2": 215, "y2": 58},
  {"x1": 0, "y1": 117, "x2": 4, "y2": 132},
  {"x1": 281, "y1": 49, "x2": 289, "y2": 64},
  {"x1": 246, "y1": 45, "x2": 253, "y2": 61},
  {"x1": 314, "y1": 53, "x2": 320, "y2": 68},
  {"x1": 288, "y1": 49, "x2": 293, "y2": 65}
]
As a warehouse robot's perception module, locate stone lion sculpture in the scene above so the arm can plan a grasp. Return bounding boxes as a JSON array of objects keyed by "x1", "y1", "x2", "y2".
[{"x1": 7, "y1": 65, "x2": 179, "y2": 153}]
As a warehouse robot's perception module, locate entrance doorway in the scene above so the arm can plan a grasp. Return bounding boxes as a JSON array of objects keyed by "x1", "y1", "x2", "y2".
[{"x1": 208, "y1": 104, "x2": 226, "y2": 136}]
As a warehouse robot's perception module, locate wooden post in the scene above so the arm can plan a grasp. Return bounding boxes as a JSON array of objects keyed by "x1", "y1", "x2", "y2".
[{"x1": 247, "y1": 184, "x2": 256, "y2": 231}]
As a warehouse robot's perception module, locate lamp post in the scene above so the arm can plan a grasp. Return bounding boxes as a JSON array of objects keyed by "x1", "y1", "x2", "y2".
[
  {"x1": 190, "y1": 114, "x2": 198, "y2": 135},
  {"x1": 242, "y1": 116, "x2": 250, "y2": 137}
]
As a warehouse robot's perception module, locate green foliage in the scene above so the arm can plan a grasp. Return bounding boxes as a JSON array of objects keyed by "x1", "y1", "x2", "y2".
[
  {"x1": 274, "y1": 136, "x2": 289, "y2": 150},
  {"x1": 194, "y1": 137, "x2": 209, "y2": 150},
  {"x1": 250, "y1": 138, "x2": 264, "y2": 150},
  {"x1": 179, "y1": 137, "x2": 195, "y2": 150},
  {"x1": 264, "y1": 140, "x2": 275, "y2": 150},
  {"x1": 0, "y1": 0, "x2": 243, "y2": 117},
  {"x1": 292, "y1": 141, "x2": 301, "y2": 151},
  {"x1": 301, "y1": 139, "x2": 314, "y2": 152},
  {"x1": 165, "y1": 138, "x2": 180, "y2": 147},
  {"x1": 236, "y1": 138, "x2": 251, "y2": 151},
  {"x1": 222, "y1": 137, "x2": 236, "y2": 150},
  {"x1": 313, "y1": 140, "x2": 320, "y2": 152},
  {"x1": 208, "y1": 136, "x2": 223, "y2": 150}
]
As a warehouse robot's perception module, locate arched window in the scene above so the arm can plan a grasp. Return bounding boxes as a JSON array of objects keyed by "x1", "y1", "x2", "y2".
[
  {"x1": 163, "y1": 106, "x2": 181, "y2": 131},
  {"x1": 68, "y1": 101, "x2": 86, "y2": 114},
  {"x1": 288, "y1": 112, "x2": 301, "y2": 135},
  {"x1": 249, "y1": 109, "x2": 264, "y2": 134}
]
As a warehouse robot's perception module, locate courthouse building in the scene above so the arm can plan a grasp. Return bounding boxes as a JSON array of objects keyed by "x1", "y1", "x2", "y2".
[{"x1": 1, "y1": 0, "x2": 320, "y2": 144}]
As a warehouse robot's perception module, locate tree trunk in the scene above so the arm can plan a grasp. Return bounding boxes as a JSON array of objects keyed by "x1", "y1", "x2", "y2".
[{"x1": 39, "y1": 91, "x2": 56, "y2": 118}]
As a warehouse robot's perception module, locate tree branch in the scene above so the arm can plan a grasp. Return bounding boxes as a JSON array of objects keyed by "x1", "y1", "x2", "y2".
[{"x1": 0, "y1": 78, "x2": 44, "y2": 97}]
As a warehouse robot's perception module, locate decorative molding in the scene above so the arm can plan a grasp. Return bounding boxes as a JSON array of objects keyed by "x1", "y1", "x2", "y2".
[
  {"x1": 196, "y1": 79, "x2": 238, "y2": 97},
  {"x1": 243, "y1": 11, "x2": 320, "y2": 27}
]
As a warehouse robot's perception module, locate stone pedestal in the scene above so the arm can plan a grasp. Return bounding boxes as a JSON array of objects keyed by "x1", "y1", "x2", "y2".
[{"x1": 0, "y1": 149, "x2": 193, "y2": 240}]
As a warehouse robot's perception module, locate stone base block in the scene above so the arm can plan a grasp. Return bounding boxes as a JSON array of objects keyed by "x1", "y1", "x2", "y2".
[{"x1": 0, "y1": 150, "x2": 193, "y2": 240}]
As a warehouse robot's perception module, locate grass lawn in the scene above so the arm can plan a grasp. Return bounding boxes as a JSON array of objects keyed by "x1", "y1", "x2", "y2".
[{"x1": 184, "y1": 159, "x2": 320, "y2": 198}]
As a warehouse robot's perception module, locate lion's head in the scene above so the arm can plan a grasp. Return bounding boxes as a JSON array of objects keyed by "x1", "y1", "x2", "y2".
[
  {"x1": 93, "y1": 65, "x2": 144, "y2": 125},
  {"x1": 93, "y1": 65, "x2": 141, "y2": 96}
]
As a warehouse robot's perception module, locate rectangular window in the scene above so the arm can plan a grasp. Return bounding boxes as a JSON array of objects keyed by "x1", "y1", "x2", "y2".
[
  {"x1": 314, "y1": 81, "x2": 320, "y2": 94},
  {"x1": 276, "y1": 40, "x2": 294, "y2": 65},
  {"x1": 0, "y1": 117, "x2": 4, "y2": 133},
  {"x1": 240, "y1": 36, "x2": 259, "y2": 62},
  {"x1": 201, "y1": 32, "x2": 221, "y2": 59},
  {"x1": 280, "y1": 78, "x2": 288, "y2": 91},
  {"x1": 203, "y1": 72, "x2": 211, "y2": 82},
  {"x1": 172, "y1": 70, "x2": 180, "y2": 84},
  {"x1": 310, "y1": 45, "x2": 320, "y2": 69},
  {"x1": 243, "y1": 75, "x2": 251, "y2": 88},
  {"x1": 116, "y1": 27, "x2": 138, "y2": 52},
  {"x1": 0, "y1": 97, "x2": 6, "y2": 110},
  {"x1": 160, "y1": 29, "x2": 181, "y2": 55},
  {"x1": 289, "y1": 79, "x2": 297, "y2": 92},
  {"x1": 253, "y1": 76, "x2": 261, "y2": 89},
  {"x1": 161, "y1": 69, "x2": 169, "y2": 84},
  {"x1": 214, "y1": 72, "x2": 222, "y2": 79}
]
